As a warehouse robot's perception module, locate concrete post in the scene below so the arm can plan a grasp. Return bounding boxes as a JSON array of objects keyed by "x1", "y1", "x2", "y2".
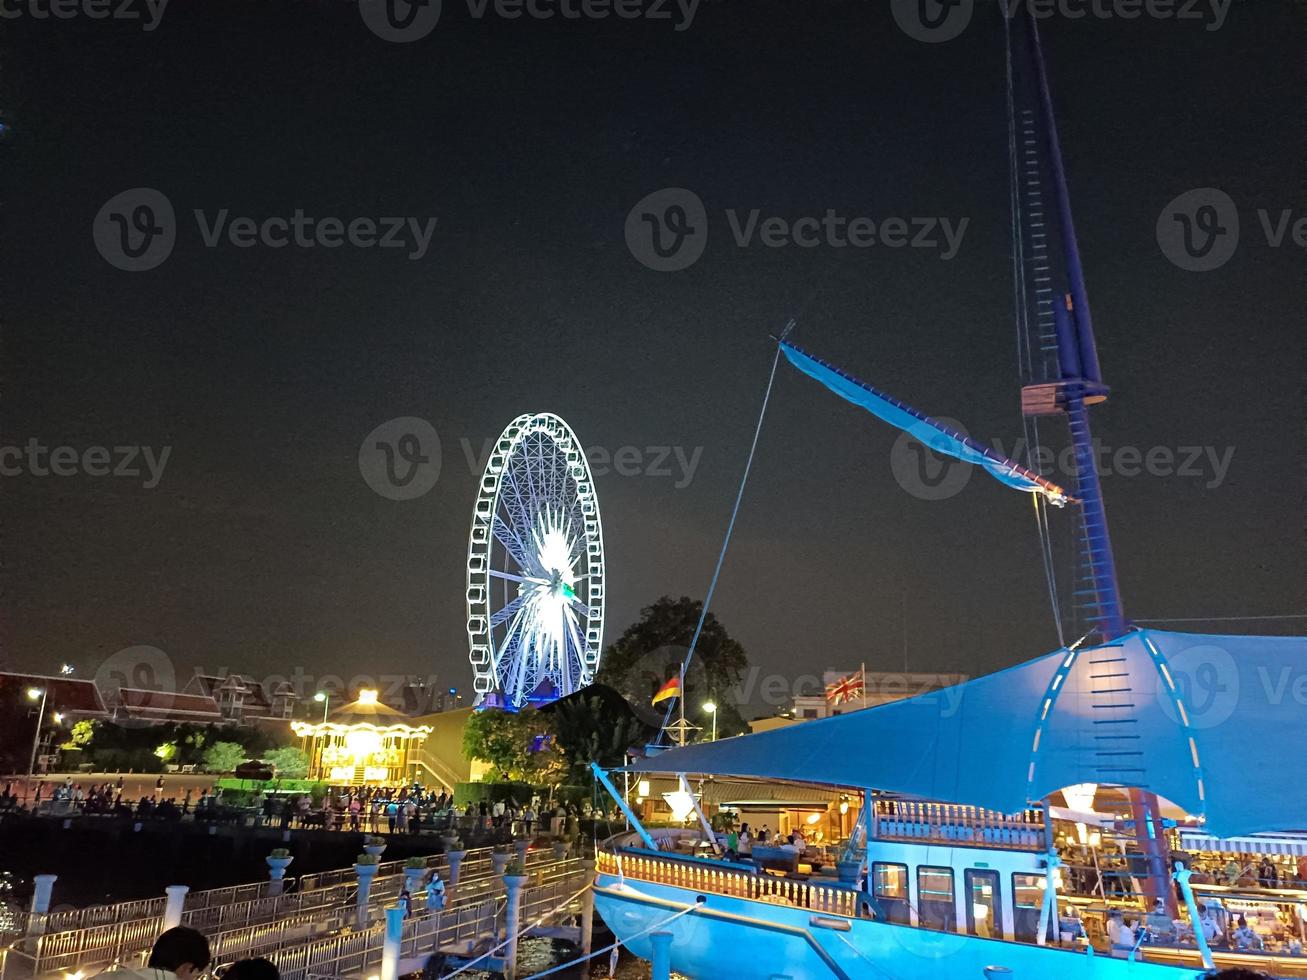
[
  {"x1": 163, "y1": 885, "x2": 189, "y2": 930},
  {"x1": 355, "y1": 863, "x2": 379, "y2": 929},
  {"x1": 578, "y1": 860, "x2": 596, "y2": 978},
  {"x1": 379, "y1": 905, "x2": 404, "y2": 980},
  {"x1": 26, "y1": 875, "x2": 57, "y2": 936},
  {"x1": 266, "y1": 855, "x2": 294, "y2": 897},
  {"x1": 650, "y1": 931, "x2": 673, "y2": 980},
  {"x1": 446, "y1": 850, "x2": 467, "y2": 890},
  {"x1": 502, "y1": 873, "x2": 528, "y2": 980}
]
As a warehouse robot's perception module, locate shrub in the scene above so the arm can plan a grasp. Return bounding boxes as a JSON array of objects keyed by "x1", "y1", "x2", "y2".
[
  {"x1": 356, "y1": 854, "x2": 380, "y2": 866},
  {"x1": 269, "y1": 848, "x2": 290, "y2": 859},
  {"x1": 504, "y1": 859, "x2": 527, "y2": 877},
  {"x1": 405, "y1": 857, "x2": 427, "y2": 869}
]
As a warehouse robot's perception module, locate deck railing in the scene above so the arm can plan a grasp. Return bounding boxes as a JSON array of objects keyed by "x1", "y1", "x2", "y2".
[
  {"x1": 874, "y1": 801, "x2": 1042, "y2": 850},
  {"x1": 597, "y1": 850, "x2": 857, "y2": 918}
]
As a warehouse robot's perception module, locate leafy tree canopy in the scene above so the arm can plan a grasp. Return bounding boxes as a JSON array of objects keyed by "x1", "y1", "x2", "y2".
[
  {"x1": 262, "y1": 745, "x2": 309, "y2": 779},
  {"x1": 203, "y1": 740, "x2": 247, "y2": 773},
  {"x1": 595, "y1": 595, "x2": 750, "y2": 738}
]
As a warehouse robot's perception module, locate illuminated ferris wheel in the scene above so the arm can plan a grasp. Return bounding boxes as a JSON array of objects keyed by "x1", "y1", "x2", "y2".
[{"x1": 466, "y1": 413, "x2": 605, "y2": 709}]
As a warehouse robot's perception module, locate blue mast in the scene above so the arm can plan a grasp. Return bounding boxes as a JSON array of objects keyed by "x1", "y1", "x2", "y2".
[{"x1": 1016, "y1": 9, "x2": 1125, "y2": 642}]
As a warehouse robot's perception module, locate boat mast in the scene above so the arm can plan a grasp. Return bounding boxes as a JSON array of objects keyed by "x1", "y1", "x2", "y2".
[
  {"x1": 1012, "y1": 7, "x2": 1176, "y2": 916},
  {"x1": 1017, "y1": 11, "x2": 1125, "y2": 642}
]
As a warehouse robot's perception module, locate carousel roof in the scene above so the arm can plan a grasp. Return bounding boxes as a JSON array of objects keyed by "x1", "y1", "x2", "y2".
[{"x1": 292, "y1": 689, "x2": 432, "y2": 736}]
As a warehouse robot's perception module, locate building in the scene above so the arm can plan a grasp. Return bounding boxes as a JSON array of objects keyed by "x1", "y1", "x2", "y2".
[
  {"x1": 103, "y1": 687, "x2": 224, "y2": 725},
  {"x1": 291, "y1": 688, "x2": 432, "y2": 786},
  {"x1": 757, "y1": 669, "x2": 970, "y2": 728},
  {"x1": 182, "y1": 673, "x2": 299, "y2": 724}
]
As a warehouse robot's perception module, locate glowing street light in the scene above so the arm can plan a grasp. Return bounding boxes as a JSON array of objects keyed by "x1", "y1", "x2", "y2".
[
  {"x1": 314, "y1": 691, "x2": 330, "y2": 723},
  {"x1": 59, "y1": 664, "x2": 74, "y2": 676},
  {"x1": 702, "y1": 701, "x2": 717, "y2": 741},
  {"x1": 25, "y1": 686, "x2": 48, "y2": 804}
]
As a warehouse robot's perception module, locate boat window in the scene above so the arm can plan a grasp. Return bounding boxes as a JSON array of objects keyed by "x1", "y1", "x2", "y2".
[
  {"x1": 964, "y1": 869, "x2": 1001, "y2": 939},
  {"x1": 872, "y1": 862, "x2": 911, "y2": 925},
  {"x1": 1012, "y1": 873, "x2": 1044, "y2": 943},
  {"x1": 917, "y1": 866, "x2": 955, "y2": 931}
]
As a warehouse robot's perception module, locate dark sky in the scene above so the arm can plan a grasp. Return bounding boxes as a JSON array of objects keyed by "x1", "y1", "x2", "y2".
[{"x1": 2, "y1": 0, "x2": 1303, "y2": 709}]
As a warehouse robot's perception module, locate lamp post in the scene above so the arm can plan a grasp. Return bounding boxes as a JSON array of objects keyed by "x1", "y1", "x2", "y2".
[
  {"x1": 25, "y1": 687, "x2": 48, "y2": 805},
  {"x1": 702, "y1": 701, "x2": 717, "y2": 742},
  {"x1": 314, "y1": 691, "x2": 329, "y2": 723}
]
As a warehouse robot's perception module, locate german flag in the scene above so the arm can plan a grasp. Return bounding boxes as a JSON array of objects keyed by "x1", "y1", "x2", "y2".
[{"x1": 651, "y1": 675, "x2": 681, "y2": 705}]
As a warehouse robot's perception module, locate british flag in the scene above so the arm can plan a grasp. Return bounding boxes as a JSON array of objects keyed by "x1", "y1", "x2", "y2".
[{"x1": 824, "y1": 671, "x2": 864, "y2": 705}]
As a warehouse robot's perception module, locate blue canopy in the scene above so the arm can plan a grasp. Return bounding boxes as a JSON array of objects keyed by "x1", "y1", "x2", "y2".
[
  {"x1": 780, "y1": 340, "x2": 1069, "y2": 504},
  {"x1": 627, "y1": 629, "x2": 1307, "y2": 839}
]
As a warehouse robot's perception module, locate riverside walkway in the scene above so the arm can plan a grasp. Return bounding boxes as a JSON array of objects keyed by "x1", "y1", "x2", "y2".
[{"x1": 1, "y1": 845, "x2": 590, "y2": 980}]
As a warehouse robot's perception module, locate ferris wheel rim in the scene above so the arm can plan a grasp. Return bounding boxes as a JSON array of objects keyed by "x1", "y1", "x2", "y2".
[{"x1": 465, "y1": 412, "x2": 605, "y2": 708}]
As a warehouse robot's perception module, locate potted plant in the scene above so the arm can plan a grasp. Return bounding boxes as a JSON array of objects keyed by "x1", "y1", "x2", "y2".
[
  {"x1": 513, "y1": 838, "x2": 530, "y2": 862},
  {"x1": 502, "y1": 857, "x2": 529, "y2": 888},
  {"x1": 362, "y1": 834, "x2": 386, "y2": 857},
  {"x1": 403, "y1": 856, "x2": 427, "y2": 893},
  {"x1": 552, "y1": 834, "x2": 572, "y2": 860},
  {"x1": 266, "y1": 847, "x2": 294, "y2": 879},
  {"x1": 491, "y1": 844, "x2": 511, "y2": 875}
]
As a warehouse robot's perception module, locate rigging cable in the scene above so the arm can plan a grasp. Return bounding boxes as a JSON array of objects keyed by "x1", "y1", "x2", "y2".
[{"x1": 660, "y1": 339, "x2": 784, "y2": 739}]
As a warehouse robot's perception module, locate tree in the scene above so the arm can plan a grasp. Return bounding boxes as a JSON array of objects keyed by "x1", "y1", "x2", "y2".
[
  {"x1": 203, "y1": 740, "x2": 246, "y2": 773},
  {"x1": 262, "y1": 746, "x2": 309, "y2": 779},
  {"x1": 596, "y1": 595, "x2": 750, "y2": 737},
  {"x1": 60, "y1": 719, "x2": 96, "y2": 751},
  {"x1": 549, "y1": 693, "x2": 645, "y2": 782},
  {"x1": 462, "y1": 708, "x2": 556, "y2": 780}
]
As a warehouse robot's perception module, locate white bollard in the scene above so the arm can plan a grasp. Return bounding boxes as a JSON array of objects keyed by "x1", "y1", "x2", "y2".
[
  {"x1": 446, "y1": 850, "x2": 467, "y2": 890},
  {"x1": 502, "y1": 872, "x2": 528, "y2": 980},
  {"x1": 650, "y1": 931, "x2": 673, "y2": 980},
  {"x1": 355, "y1": 863, "x2": 379, "y2": 929},
  {"x1": 379, "y1": 906, "x2": 404, "y2": 980},
  {"x1": 163, "y1": 885, "x2": 189, "y2": 930},
  {"x1": 26, "y1": 875, "x2": 57, "y2": 936}
]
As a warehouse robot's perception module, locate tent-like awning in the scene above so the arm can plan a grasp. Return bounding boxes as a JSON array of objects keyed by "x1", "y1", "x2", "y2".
[{"x1": 626, "y1": 629, "x2": 1307, "y2": 839}]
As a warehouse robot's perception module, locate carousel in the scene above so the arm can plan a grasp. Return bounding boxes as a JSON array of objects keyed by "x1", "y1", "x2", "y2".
[{"x1": 291, "y1": 689, "x2": 432, "y2": 786}]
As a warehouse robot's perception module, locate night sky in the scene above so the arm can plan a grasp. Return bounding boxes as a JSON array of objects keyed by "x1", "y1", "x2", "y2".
[{"x1": 2, "y1": 0, "x2": 1303, "y2": 710}]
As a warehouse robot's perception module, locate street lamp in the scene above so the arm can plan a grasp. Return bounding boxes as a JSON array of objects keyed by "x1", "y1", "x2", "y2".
[
  {"x1": 314, "y1": 691, "x2": 329, "y2": 723},
  {"x1": 702, "y1": 701, "x2": 717, "y2": 742},
  {"x1": 25, "y1": 687, "x2": 48, "y2": 805}
]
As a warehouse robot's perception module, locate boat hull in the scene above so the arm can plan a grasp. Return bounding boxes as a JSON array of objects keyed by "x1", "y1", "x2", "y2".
[{"x1": 593, "y1": 873, "x2": 1206, "y2": 980}]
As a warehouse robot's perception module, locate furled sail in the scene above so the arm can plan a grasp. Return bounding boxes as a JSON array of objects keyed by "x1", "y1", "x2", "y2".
[{"x1": 780, "y1": 340, "x2": 1070, "y2": 506}]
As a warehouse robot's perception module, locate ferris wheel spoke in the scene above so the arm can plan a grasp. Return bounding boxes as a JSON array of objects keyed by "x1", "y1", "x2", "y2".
[
  {"x1": 490, "y1": 594, "x2": 526, "y2": 628},
  {"x1": 492, "y1": 515, "x2": 532, "y2": 569}
]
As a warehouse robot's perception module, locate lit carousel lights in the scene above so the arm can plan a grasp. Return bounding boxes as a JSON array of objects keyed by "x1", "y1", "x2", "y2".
[{"x1": 291, "y1": 688, "x2": 432, "y2": 786}]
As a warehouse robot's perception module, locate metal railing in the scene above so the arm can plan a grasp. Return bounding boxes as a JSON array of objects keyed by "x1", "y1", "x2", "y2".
[{"x1": 597, "y1": 849, "x2": 857, "y2": 918}]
